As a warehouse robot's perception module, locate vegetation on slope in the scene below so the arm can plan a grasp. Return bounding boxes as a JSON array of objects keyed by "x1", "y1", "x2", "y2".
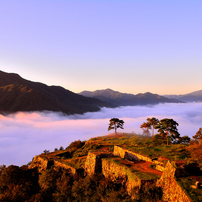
[
  {"x1": 0, "y1": 70, "x2": 110, "y2": 115},
  {"x1": 79, "y1": 88, "x2": 182, "y2": 107},
  {"x1": 0, "y1": 165, "x2": 163, "y2": 202},
  {"x1": 2, "y1": 123, "x2": 202, "y2": 202}
]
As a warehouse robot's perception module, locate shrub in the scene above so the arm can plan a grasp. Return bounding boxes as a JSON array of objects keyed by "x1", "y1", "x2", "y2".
[
  {"x1": 59, "y1": 146, "x2": 64, "y2": 151},
  {"x1": 65, "y1": 140, "x2": 86, "y2": 157}
]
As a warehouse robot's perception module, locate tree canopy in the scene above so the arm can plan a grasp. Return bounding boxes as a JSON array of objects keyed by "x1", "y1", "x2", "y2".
[
  {"x1": 155, "y1": 118, "x2": 180, "y2": 145},
  {"x1": 146, "y1": 117, "x2": 159, "y2": 137},
  {"x1": 140, "y1": 122, "x2": 151, "y2": 137},
  {"x1": 193, "y1": 127, "x2": 202, "y2": 144},
  {"x1": 108, "y1": 118, "x2": 124, "y2": 135}
]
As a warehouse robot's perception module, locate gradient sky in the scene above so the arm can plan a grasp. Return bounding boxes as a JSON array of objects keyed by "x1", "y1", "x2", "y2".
[{"x1": 0, "y1": 0, "x2": 202, "y2": 95}]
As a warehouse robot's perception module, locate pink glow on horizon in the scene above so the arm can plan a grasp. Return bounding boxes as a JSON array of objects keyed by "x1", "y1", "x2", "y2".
[{"x1": 0, "y1": 103, "x2": 202, "y2": 166}]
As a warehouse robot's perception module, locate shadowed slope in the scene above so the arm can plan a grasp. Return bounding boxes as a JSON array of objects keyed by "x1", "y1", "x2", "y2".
[
  {"x1": 0, "y1": 70, "x2": 110, "y2": 114},
  {"x1": 80, "y1": 88, "x2": 182, "y2": 107}
]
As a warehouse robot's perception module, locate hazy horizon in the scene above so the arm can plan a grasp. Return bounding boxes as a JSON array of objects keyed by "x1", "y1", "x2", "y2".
[
  {"x1": 77, "y1": 87, "x2": 202, "y2": 96},
  {"x1": 2, "y1": 69, "x2": 202, "y2": 96},
  {"x1": 1, "y1": 102, "x2": 202, "y2": 167}
]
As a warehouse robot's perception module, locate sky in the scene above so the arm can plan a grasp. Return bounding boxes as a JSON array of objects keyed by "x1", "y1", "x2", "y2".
[
  {"x1": 1, "y1": 102, "x2": 202, "y2": 166},
  {"x1": 0, "y1": 0, "x2": 202, "y2": 95}
]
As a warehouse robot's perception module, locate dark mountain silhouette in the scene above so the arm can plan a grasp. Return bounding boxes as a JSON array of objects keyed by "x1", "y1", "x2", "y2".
[
  {"x1": 164, "y1": 90, "x2": 202, "y2": 102},
  {"x1": 0, "y1": 70, "x2": 110, "y2": 115},
  {"x1": 79, "y1": 88, "x2": 182, "y2": 107}
]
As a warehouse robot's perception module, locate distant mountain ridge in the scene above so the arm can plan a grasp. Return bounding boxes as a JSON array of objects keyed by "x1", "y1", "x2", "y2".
[
  {"x1": 1, "y1": 70, "x2": 198, "y2": 115},
  {"x1": 164, "y1": 89, "x2": 202, "y2": 102},
  {"x1": 0, "y1": 70, "x2": 110, "y2": 115},
  {"x1": 79, "y1": 88, "x2": 182, "y2": 107}
]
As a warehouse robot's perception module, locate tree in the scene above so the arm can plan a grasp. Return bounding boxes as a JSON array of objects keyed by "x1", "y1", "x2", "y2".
[
  {"x1": 156, "y1": 118, "x2": 180, "y2": 145},
  {"x1": 140, "y1": 122, "x2": 151, "y2": 137},
  {"x1": 146, "y1": 117, "x2": 159, "y2": 137},
  {"x1": 187, "y1": 143, "x2": 202, "y2": 166},
  {"x1": 108, "y1": 118, "x2": 124, "y2": 135},
  {"x1": 179, "y1": 136, "x2": 190, "y2": 144},
  {"x1": 193, "y1": 127, "x2": 202, "y2": 144},
  {"x1": 0, "y1": 165, "x2": 39, "y2": 201}
]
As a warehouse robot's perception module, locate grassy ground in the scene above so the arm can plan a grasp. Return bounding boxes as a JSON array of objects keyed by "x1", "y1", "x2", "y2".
[
  {"x1": 41, "y1": 133, "x2": 191, "y2": 165},
  {"x1": 35, "y1": 133, "x2": 202, "y2": 201},
  {"x1": 124, "y1": 144, "x2": 190, "y2": 161},
  {"x1": 87, "y1": 133, "x2": 190, "y2": 161},
  {"x1": 104, "y1": 156, "x2": 161, "y2": 180},
  {"x1": 177, "y1": 176, "x2": 202, "y2": 202}
]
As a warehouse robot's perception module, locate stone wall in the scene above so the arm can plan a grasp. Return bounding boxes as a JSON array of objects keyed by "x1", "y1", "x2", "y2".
[
  {"x1": 114, "y1": 146, "x2": 165, "y2": 172},
  {"x1": 54, "y1": 160, "x2": 77, "y2": 175},
  {"x1": 156, "y1": 164, "x2": 165, "y2": 172},
  {"x1": 29, "y1": 156, "x2": 49, "y2": 172},
  {"x1": 30, "y1": 148, "x2": 193, "y2": 202},
  {"x1": 101, "y1": 158, "x2": 141, "y2": 195},
  {"x1": 114, "y1": 146, "x2": 192, "y2": 201},
  {"x1": 157, "y1": 161, "x2": 192, "y2": 202},
  {"x1": 85, "y1": 152, "x2": 99, "y2": 176},
  {"x1": 29, "y1": 156, "x2": 77, "y2": 175},
  {"x1": 84, "y1": 151, "x2": 113, "y2": 176}
]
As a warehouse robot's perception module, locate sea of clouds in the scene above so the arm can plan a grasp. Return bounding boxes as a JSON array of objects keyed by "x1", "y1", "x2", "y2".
[{"x1": 0, "y1": 102, "x2": 202, "y2": 166}]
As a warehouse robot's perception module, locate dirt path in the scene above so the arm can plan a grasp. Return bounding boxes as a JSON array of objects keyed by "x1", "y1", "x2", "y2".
[{"x1": 118, "y1": 158, "x2": 162, "y2": 176}]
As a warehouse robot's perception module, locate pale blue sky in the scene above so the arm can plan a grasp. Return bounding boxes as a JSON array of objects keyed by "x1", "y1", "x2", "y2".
[{"x1": 0, "y1": 0, "x2": 202, "y2": 94}]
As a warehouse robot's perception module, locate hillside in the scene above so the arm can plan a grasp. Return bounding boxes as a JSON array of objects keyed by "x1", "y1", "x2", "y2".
[
  {"x1": 1, "y1": 134, "x2": 202, "y2": 201},
  {"x1": 79, "y1": 88, "x2": 182, "y2": 107},
  {"x1": 164, "y1": 89, "x2": 202, "y2": 102},
  {"x1": 0, "y1": 70, "x2": 111, "y2": 115},
  {"x1": 29, "y1": 134, "x2": 201, "y2": 202}
]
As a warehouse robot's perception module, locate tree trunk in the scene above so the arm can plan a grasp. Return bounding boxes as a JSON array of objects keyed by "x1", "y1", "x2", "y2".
[
  {"x1": 152, "y1": 126, "x2": 154, "y2": 137},
  {"x1": 167, "y1": 130, "x2": 169, "y2": 145},
  {"x1": 115, "y1": 122, "x2": 117, "y2": 135}
]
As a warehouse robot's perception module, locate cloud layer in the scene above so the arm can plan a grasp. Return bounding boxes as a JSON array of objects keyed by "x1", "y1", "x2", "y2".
[{"x1": 0, "y1": 102, "x2": 202, "y2": 166}]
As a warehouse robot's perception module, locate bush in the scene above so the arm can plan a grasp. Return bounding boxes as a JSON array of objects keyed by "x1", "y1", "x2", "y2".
[
  {"x1": 67, "y1": 140, "x2": 86, "y2": 149},
  {"x1": 0, "y1": 165, "x2": 39, "y2": 201},
  {"x1": 65, "y1": 140, "x2": 86, "y2": 157},
  {"x1": 59, "y1": 146, "x2": 64, "y2": 151}
]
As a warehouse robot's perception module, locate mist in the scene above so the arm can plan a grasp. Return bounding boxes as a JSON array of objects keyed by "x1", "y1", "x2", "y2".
[{"x1": 0, "y1": 102, "x2": 202, "y2": 166}]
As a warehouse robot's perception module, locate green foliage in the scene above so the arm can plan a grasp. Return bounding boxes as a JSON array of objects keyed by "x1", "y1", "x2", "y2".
[
  {"x1": 104, "y1": 157, "x2": 160, "y2": 180},
  {"x1": 147, "y1": 117, "x2": 159, "y2": 137},
  {"x1": 108, "y1": 118, "x2": 124, "y2": 135},
  {"x1": 0, "y1": 165, "x2": 39, "y2": 202},
  {"x1": 138, "y1": 183, "x2": 163, "y2": 202},
  {"x1": 150, "y1": 164, "x2": 156, "y2": 169},
  {"x1": 155, "y1": 118, "x2": 180, "y2": 145},
  {"x1": 59, "y1": 146, "x2": 64, "y2": 151},
  {"x1": 53, "y1": 170, "x2": 74, "y2": 202},
  {"x1": 177, "y1": 176, "x2": 202, "y2": 202},
  {"x1": 125, "y1": 144, "x2": 190, "y2": 161},
  {"x1": 1, "y1": 132, "x2": 198, "y2": 201},
  {"x1": 43, "y1": 149, "x2": 50, "y2": 154},
  {"x1": 193, "y1": 127, "x2": 202, "y2": 144},
  {"x1": 39, "y1": 167, "x2": 59, "y2": 191},
  {"x1": 140, "y1": 117, "x2": 160, "y2": 137},
  {"x1": 67, "y1": 140, "x2": 86, "y2": 150},
  {"x1": 65, "y1": 140, "x2": 86, "y2": 157},
  {"x1": 140, "y1": 122, "x2": 151, "y2": 137},
  {"x1": 178, "y1": 135, "x2": 190, "y2": 144},
  {"x1": 73, "y1": 143, "x2": 102, "y2": 158},
  {"x1": 88, "y1": 133, "x2": 152, "y2": 147},
  {"x1": 66, "y1": 157, "x2": 86, "y2": 169},
  {"x1": 0, "y1": 163, "x2": 164, "y2": 202},
  {"x1": 187, "y1": 143, "x2": 202, "y2": 166}
]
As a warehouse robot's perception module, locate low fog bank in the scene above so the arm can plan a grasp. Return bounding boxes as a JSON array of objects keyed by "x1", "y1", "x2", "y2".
[{"x1": 0, "y1": 103, "x2": 202, "y2": 166}]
